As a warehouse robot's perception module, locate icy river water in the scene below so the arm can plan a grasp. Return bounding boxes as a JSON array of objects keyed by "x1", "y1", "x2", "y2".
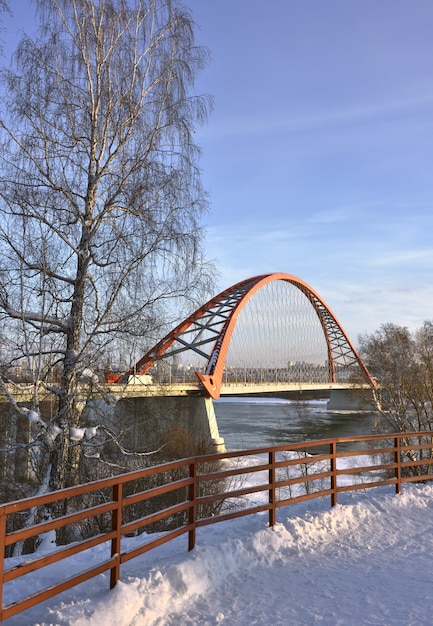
[{"x1": 213, "y1": 397, "x2": 377, "y2": 451}]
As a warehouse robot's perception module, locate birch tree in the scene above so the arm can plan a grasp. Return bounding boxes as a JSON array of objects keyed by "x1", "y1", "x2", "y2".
[{"x1": 0, "y1": 0, "x2": 212, "y2": 495}]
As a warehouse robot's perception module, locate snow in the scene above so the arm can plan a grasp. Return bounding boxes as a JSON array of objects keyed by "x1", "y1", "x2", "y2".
[
  {"x1": 26, "y1": 410, "x2": 41, "y2": 424},
  {"x1": 69, "y1": 427, "x2": 86, "y2": 441},
  {"x1": 5, "y1": 460, "x2": 433, "y2": 625}
]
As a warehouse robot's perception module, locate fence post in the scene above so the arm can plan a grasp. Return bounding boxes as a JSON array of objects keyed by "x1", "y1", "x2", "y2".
[
  {"x1": 110, "y1": 482, "x2": 123, "y2": 589},
  {"x1": 188, "y1": 461, "x2": 197, "y2": 551},
  {"x1": 330, "y1": 442, "x2": 337, "y2": 507},
  {"x1": 269, "y1": 450, "x2": 276, "y2": 527},
  {"x1": 394, "y1": 436, "x2": 401, "y2": 495},
  {"x1": 0, "y1": 507, "x2": 5, "y2": 621}
]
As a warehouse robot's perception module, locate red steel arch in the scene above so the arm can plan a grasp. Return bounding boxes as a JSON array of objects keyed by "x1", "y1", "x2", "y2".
[{"x1": 113, "y1": 273, "x2": 376, "y2": 399}]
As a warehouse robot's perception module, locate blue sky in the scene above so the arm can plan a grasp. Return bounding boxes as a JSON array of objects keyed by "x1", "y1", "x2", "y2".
[
  {"x1": 186, "y1": 0, "x2": 433, "y2": 341},
  {"x1": 3, "y1": 1, "x2": 433, "y2": 343}
]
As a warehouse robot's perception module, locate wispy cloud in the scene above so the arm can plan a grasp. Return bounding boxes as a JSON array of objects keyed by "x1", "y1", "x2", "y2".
[
  {"x1": 368, "y1": 249, "x2": 433, "y2": 268},
  {"x1": 199, "y1": 95, "x2": 433, "y2": 141}
]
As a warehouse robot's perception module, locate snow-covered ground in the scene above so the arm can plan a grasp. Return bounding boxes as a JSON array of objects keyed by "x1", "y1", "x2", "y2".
[{"x1": 5, "y1": 466, "x2": 433, "y2": 625}]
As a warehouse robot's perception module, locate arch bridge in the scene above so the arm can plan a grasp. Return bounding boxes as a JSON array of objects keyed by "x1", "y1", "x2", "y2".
[{"x1": 108, "y1": 273, "x2": 376, "y2": 399}]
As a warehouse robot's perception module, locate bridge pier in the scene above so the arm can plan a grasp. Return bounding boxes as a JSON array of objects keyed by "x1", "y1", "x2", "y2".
[
  {"x1": 327, "y1": 388, "x2": 379, "y2": 411},
  {"x1": 85, "y1": 395, "x2": 225, "y2": 457}
]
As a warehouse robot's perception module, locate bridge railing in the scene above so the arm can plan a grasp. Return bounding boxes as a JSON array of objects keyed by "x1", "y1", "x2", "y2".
[{"x1": 1, "y1": 431, "x2": 433, "y2": 622}]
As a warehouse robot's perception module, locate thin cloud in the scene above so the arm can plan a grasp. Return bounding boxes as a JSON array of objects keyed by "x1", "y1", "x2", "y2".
[
  {"x1": 368, "y1": 249, "x2": 433, "y2": 268},
  {"x1": 200, "y1": 95, "x2": 433, "y2": 141}
]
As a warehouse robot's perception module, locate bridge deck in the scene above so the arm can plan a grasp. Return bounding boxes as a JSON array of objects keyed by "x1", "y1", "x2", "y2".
[
  {"x1": 0, "y1": 381, "x2": 371, "y2": 403},
  {"x1": 96, "y1": 381, "x2": 371, "y2": 399}
]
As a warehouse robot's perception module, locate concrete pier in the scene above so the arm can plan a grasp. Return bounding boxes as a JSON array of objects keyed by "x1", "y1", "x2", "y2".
[
  {"x1": 84, "y1": 394, "x2": 226, "y2": 456},
  {"x1": 327, "y1": 388, "x2": 378, "y2": 411}
]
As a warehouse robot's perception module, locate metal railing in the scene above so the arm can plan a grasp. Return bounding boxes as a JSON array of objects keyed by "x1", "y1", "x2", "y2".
[{"x1": 1, "y1": 430, "x2": 433, "y2": 622}]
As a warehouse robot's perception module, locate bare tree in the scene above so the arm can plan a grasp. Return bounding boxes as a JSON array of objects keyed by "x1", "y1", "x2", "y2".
[
  {"x1": 0, "y1": 0, "x2": 213, "y2": 496},
  {"x1": 358, "y1": 322, "x2": 433, "y2": 474},
  {"x1": 358, "y1": 324, "x2": 416, "y2": 430},
  {"x1": 0, "y1": 0, "x2": 11, "y2": 55}
]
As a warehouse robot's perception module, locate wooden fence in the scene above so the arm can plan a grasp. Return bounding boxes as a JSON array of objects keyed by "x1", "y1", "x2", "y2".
[{"x1": 1, "y1": 430, "x2": 433, "y2": 622}]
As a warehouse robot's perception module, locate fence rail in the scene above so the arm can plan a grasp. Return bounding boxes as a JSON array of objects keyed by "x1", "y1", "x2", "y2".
[{"x1": 1, "y1": 430, "x2": 433, "y2": 622}]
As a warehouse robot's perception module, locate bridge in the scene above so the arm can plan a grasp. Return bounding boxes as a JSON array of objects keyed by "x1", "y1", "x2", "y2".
[
  {"x1": 107, "y1": 272, "x2": 376, "y2": 397},
  {"x1": 101, "y1": 273, "x2": 377, "y2": 452},
  {"x1": 0, "y1": 274, "x2": 376, "y2": 456}
]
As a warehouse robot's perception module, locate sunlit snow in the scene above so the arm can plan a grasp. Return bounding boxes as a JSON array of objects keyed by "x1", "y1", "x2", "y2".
[{"x1": 4, "y1": 458, "x2": 433, "y2": 625}]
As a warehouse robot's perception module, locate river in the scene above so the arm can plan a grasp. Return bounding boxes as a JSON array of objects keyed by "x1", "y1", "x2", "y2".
[{"x1": 213, "y1": 397, "x2": 377, "y2": 451}]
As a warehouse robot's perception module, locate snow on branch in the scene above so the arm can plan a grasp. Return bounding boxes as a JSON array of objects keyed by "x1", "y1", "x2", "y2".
[{"x1": 3, "y1": 304, "x2": 69, "y2": 332}]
